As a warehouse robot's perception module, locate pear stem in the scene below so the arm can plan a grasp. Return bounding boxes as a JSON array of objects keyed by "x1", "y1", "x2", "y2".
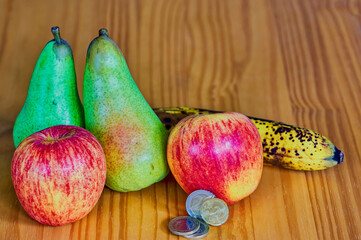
[
  {"x1": 51, "y1": 26, "x2": 61, "y2": 44},
  {"x1": 99, "y1": 28, "x2": 109, "y2": 37}
]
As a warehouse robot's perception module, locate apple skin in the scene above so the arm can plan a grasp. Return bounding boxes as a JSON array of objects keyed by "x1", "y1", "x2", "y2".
[
  {"x1": 167, "y1": 113, "x2": 263, "y2": 205},
  {"x1": 11, "y1": 125, "x2": 106, "y2": 226}
]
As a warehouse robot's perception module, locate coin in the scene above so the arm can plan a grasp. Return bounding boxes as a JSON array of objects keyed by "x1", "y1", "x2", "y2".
[
  {"x1": 168, "y1": 216, "x2": 201, "y2": 236},
  {"x1": 200, "y1": 198, "x2": 229, "y2": 226},
  {"x1": 186, "y1": 190, "x2": 215, "y2": 219},
  {"x1": 185, "y1": 220, "x2": 210, "y2": 239}
]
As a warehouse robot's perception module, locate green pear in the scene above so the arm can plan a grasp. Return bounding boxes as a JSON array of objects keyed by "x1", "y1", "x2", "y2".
[
  {"x1": 13, "y1": 27, "x2": 84, "y2": 147},
  {"x1": 83, "y1": 29, "x2": 169, "y2": 192}
]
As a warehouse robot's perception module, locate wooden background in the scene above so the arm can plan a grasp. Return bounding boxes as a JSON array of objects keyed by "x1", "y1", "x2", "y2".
[{"x1": 1, "y1": 0, "x2": 361, "y2": 239}]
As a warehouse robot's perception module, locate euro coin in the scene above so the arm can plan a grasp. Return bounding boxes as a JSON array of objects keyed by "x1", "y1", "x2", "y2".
[
  {"x1": 199, "y1": 198, "x2": 229, "y2": 226},
  {"x1": 186, "y1": 190, "x2": 215, "y2": 219},
  {"x1": 168, "y1": 216, "x2": 200, "y2": 236},
  {"x1": 185, "y1": 220, "x2": 210, "y2": 239}
]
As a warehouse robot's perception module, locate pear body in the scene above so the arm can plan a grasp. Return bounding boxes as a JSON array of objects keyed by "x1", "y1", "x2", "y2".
[
  {"x1": 13, "y1": 37, "x2": 84, "y2": 147},
  {"x1": 83, "y1": 31, "x2": 169, "y2": 192}
]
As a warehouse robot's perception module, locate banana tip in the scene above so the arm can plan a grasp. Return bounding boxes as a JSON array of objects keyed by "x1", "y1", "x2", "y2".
[{"x1": 338, "y1": 150, "x2": 344, "y2": 164}]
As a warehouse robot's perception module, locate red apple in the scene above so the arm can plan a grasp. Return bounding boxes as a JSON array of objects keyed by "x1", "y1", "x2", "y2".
[
  {"x1": 167, "y1": 113, "x2": 263, "y2": 205},
  {"x1": 11, "y1": 125, "x2": 106, "y2": 226}
]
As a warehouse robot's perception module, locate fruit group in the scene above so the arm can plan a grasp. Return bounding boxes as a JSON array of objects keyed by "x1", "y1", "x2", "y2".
[
  {"x1": 167, "y1": 113, "x2": 263, "y2": 205},
  {"x1": 13, "y1": 26, "x2": 84, "y2": 147},
  {"x1": 83, "y1": 29, "x2": 169, "y2": 192},
  {"x1": 155, "y1": 107, "x2": 344, "y2": 171},
  {"x1": 11, "y1": 125, "x2": 106, "y2": 226}
]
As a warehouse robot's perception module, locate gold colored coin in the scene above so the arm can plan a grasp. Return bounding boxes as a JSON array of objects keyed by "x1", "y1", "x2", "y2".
[{"x1": 199, "y1": 198, "x2": 229, "y2": 226}]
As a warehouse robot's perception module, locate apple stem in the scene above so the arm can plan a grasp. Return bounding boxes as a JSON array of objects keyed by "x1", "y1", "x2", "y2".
[
  {"x1": 51, "y1": 26, "x2": 61, "y2": 44},
  {"x1": 99, "y1": 28, "x2": 109, "y2": 37}
]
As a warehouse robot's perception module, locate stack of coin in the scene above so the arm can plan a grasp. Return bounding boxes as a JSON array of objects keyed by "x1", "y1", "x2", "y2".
[{"x1": 168, "y1": 190, "x2": 229, "y2": 239}]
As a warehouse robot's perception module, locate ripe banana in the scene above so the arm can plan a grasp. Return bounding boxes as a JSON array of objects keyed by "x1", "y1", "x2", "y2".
[{"x1": 153, "y1": 107, "x2": 344, "y2": 171}]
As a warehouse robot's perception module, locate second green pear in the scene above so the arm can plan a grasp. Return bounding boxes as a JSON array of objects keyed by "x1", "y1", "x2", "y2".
[{"x1": 83, "y1": 29, "x2": 169, "y2": 192}]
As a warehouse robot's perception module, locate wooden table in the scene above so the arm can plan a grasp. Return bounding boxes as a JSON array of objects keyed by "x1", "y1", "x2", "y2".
[{"x1": 1, "y1": 0, "x2": 361, "y2": 239}]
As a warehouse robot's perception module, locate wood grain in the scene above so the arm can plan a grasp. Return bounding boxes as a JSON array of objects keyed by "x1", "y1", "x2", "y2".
[{"x1": 1, "y1": 0, "x2": 360, "y2": 239}]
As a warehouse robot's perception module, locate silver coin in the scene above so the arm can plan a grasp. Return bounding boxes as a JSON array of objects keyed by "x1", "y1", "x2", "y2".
[
  {"x1": 200, "y1": 198, "x2": 229, "y2": 226},
  {"x1": 168, "y1": 216, "x2": 201, "y2": 236},
  {"x1": 186, "y1": 190, "x2": 215, "y2": 219},
  {"x1": 185, "y1": 220, "x2": 210, "y2": 239}
]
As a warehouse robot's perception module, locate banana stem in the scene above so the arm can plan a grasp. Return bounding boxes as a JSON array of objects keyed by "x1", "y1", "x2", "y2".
[
  {"x1": 99, "y1": 28, "x2": 109, "y2": 37},
  {"x1": 51, "y1": 26, "x2": 61, "y2": 44}
]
